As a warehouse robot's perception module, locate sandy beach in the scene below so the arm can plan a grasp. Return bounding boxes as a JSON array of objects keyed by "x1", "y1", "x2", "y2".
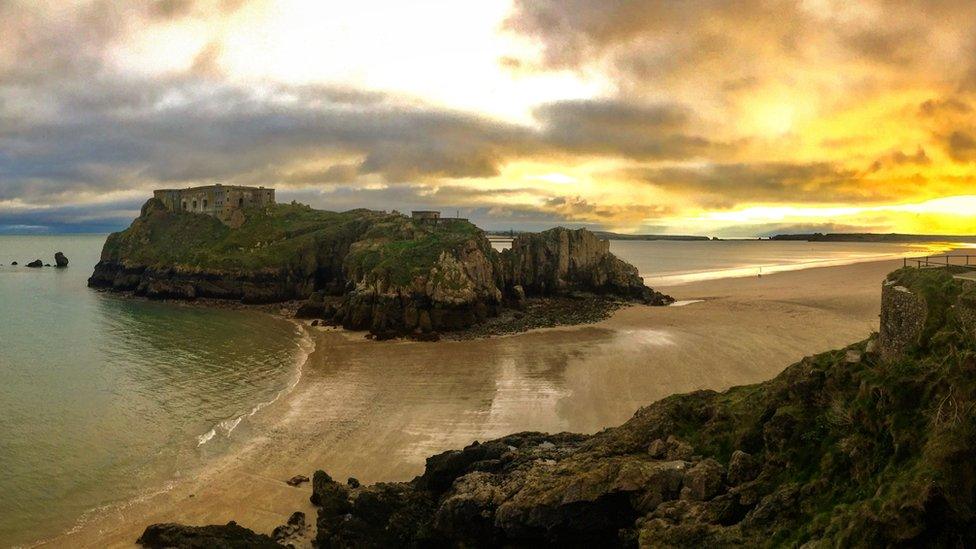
[{"x1": 41, "y1": 258, "x2": 898, "y2": 548}]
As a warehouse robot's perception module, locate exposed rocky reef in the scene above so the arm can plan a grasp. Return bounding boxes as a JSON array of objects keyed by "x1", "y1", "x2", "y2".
[
  {"x1": 140, "y1": 268, "x2": 976, "y2": 547},
  {"x1": 90, "y1": 199, "x2": 672, "y2": 336}
]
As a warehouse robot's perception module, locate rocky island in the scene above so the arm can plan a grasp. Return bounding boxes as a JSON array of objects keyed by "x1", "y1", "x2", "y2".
[
  {"x1": 89, "y1": 196, "x2": 672, "y2": 338},
  {"x1": 137, "y1": 267, "x2": 976, "y2": 547}
]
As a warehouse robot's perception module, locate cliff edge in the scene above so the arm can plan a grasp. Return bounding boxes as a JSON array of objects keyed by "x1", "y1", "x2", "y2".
[{"x1": 89, "y1": 199, "x2": 672, "y2": 335}]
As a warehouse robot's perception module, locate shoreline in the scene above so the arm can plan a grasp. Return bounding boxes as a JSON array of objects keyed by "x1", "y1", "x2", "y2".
[
  {"x1": 22, "y1": 311, "x2": 315, "y2": 549},
  {"x1": 38, "y1": 257, "x2": 902, "y2": 547}
]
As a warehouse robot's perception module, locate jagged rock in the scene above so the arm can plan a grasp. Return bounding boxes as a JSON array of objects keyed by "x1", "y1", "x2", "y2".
[
  {"x1": 27, "y1": 259, "x2": 42, "y2": 268},
  {"x1": 501, "y1": 227, "x2": 674, "y2": 305},
  {"x1": 271, "y1": 512, "x2": 306, "y2": 545},
  {"x1": 10, "y1": 261, "x2": 17, "y2": 265},
  {"x1": 54, "y1": 252, "x2": 68, "y2": 267},
  {"x1": 136, "y1": 521, "x2": 282, "y2": 548},
  {"x1": 648, "y1": 438, "x2": 667, "y2": 458},
  {"x1": 727, "y1": 450, "x2": 759, "y2": 485},
  {"x1": 347, "y1": 477, "x2": 361, "y2": 488},
  {"x1": 665, "y1": 435, "x2": 695, "y2": 461},
  {"x1": 285, "y1": 474, "x2": 309, "y2": 487},
  {"x1": 681, "y1": 459, "x2": 725, "y2": 501},
  {"x1": 309, "y1": 470, "x2": 350, "y2": 517}
]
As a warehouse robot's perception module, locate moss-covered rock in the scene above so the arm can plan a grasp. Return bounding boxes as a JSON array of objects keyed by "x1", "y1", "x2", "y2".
[{"x1": 90, "y1": 201, "x2": 672, "y2": 335}]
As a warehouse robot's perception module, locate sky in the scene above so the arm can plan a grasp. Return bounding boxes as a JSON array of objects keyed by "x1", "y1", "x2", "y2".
[{"x1": 1, "y1": 0, "x2": 976, "y2": 236}]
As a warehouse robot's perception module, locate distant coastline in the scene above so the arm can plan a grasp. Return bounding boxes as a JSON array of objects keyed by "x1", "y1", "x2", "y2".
[
  {"x1": 488, "y1": 230, "x2": 713, "y2": 241},
  {"x1": 770, "y1": 232, "x2": 976, "y2": 243}
]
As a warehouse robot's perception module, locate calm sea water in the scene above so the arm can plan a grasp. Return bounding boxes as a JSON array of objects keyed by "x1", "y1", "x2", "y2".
[
  {"x1": 0, "y1": 234, "x2": 967, "y2": 546},
  {"x1": 0, "y1": 235, "x2": 309, "y2": 547},
  {"x1": 492, "y1": 238, "x2": 967, "y2": 286}
]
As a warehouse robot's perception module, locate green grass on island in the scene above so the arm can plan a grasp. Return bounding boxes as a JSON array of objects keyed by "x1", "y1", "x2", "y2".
[{"x1": 102, "y1": 201, "x2": 488, "y2": 282}]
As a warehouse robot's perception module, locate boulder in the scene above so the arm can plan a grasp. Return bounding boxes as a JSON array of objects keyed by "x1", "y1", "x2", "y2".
[
  {"x1": 286, "y1": 474, "x2": 309, "y2": 487},
  {"x1": 54, "y1": 252, "x2": 69, "y2": 267},
  {"x1": 726, "y1": 450, "x2": 759, "y2": 485},
  {"x1": 681, "y1": 459, "x2": 725, "y2": 501},
  {"x1": 11, "y1": 261, "x2": 17, "y2": 265},
  {"x1": 309, "y1": 470, "x2": 351, "y2": 518},
  {"x1": 136, "y1": 521, "x2": 282, "y2": 548},
  {"x1": 271, "y1": 512, "x2": 306, "y2": 545},
  {"x1": 26, "y1": 259, "x2": 43, "y2": 268}
]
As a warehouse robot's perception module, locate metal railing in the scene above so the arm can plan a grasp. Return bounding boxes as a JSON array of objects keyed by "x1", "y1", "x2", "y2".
[{"x1": 904, "y1": 255, "x2": 976, "y2": 270}]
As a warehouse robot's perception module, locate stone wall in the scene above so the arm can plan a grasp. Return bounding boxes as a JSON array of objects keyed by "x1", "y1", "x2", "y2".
[
  {"x1": 878, "y1": 279, "x2": 927, "y2": 361},
  {"x1": 153, "y1": 185, "x2": 275, "y2": 225}
]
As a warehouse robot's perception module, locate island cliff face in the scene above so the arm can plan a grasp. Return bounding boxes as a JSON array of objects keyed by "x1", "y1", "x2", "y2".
[
  {"x1": 138, "y1": 268, "x2": 976, "y2": 548},
  {"x1": 89, "y1": 199, "x2": 672, "y2": 335}
]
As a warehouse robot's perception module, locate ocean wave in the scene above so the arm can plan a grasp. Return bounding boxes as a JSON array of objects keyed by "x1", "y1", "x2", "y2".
[{"x1": 194, "y1": 321, "x2": 314, "y2": 448}]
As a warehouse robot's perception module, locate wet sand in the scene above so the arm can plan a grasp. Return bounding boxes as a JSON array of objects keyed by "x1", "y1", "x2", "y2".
[{"x1": 42, "y1": 258, "x2": 896, "y2": 548}]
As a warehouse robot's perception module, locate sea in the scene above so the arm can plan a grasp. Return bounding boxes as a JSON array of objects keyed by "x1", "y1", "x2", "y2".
[
  {"x1": 0, "y1": 234, "x2": 966, "y2": 546},
  {"x1": 0, "y1": 235, "x2": 311, "y2": 547}
]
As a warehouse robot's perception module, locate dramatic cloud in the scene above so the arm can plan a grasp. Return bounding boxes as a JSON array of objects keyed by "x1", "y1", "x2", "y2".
[{"x1": 2, "y1": 0, "x2": 976, "y2": 235}]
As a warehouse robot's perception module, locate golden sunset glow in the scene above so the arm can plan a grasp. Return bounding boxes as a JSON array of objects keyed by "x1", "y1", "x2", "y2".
[{"x1": 1, "y1": 0, "x2": 975, "y2": 235}]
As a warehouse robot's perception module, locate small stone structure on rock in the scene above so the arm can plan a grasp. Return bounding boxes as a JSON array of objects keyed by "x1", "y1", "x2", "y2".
[
  {"x1": 153, "y1": 185, "x2": 275, "y2": 226},
  {"x1": 411, "y1": 210, "x2": 469, "y2": 226}
]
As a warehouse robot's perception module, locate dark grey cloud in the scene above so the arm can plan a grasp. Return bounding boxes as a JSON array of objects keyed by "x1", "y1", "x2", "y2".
[
  {"x1": 631, "y1": 162, "x2": 871, "y2": 205},
  {"x1": 506, "y1": 0, "x2": 976, "y2": 93},
  {"x1": 535, "y1": 100, "x2": 715, "y2": 159}
]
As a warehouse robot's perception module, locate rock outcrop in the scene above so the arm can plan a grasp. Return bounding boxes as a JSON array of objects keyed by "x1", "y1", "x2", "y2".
[
  {"x1": 91, "y1": 200, "x2": 672, "y2": 336},
  {"x1": 137, "y1": 521, "x2": 282, "y2": 548},
  {"x1": 26, "y1": 259, "x2": 42, "y2": 268},
  {"x1": 502, "y1": 228, "x2": 672, "y2": 305},
  {"x1": 54, "y1": 251, "x2": 69, "y2": 268}
]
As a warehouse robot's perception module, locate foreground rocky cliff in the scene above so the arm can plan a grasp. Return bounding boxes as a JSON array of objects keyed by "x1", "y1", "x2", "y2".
[
  {"x1": 90, "y1": 199, "x2": 671, "y2": 336},
  {"x1": 139, "y1": 268, "x2": 976, "y2": 547}
]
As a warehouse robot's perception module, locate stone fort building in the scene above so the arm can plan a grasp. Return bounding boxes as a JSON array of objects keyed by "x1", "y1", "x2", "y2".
[{"x1": 154, "y1": 185, "x2": 275, "y2": 225}]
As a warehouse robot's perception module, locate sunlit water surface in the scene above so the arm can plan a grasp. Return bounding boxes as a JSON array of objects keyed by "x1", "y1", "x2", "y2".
[{"x1": 492, "y1": 237, "x2": 967, "y2": 285}]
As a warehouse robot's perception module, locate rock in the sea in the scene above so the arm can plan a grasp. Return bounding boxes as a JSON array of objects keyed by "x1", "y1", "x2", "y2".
[
  {"x1": 286, "y1": 474, "x2": 309, "y2": 487},
  {"x1": 11, "y1": 261, "x2": 17, "y2": 265},
  {"x1": 26, "y1": 259, "x2": 42, "y2": 268},
  {"x1": 137, "y1": 521, "x2": 283, "y2": 548},
  {"x1": 54, "y1": 251, "x2": 69, "y2": 268}
]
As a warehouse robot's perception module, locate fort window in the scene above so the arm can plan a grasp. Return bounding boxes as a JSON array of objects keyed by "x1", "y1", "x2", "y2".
[
  {"x1": 192, "y1": 200, "x2": 197, "y2": 209},
  {"x1": 203, "y1": 199, "x2": 208, "y2": 209},
  {"x1": 239, "y1": 198, "x2": 244, "y2": 207},
  {"x1": 181, "y1": 201, "x2": 187, "y2": 211}
]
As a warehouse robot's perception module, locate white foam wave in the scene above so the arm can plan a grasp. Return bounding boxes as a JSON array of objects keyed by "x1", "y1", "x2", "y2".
[
  {"x1": 196, "y1": 428, "x2": 216, "y2": 446},
  {"x1": 194, "y1": 321, "x2": 314, "y2": 448}
]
